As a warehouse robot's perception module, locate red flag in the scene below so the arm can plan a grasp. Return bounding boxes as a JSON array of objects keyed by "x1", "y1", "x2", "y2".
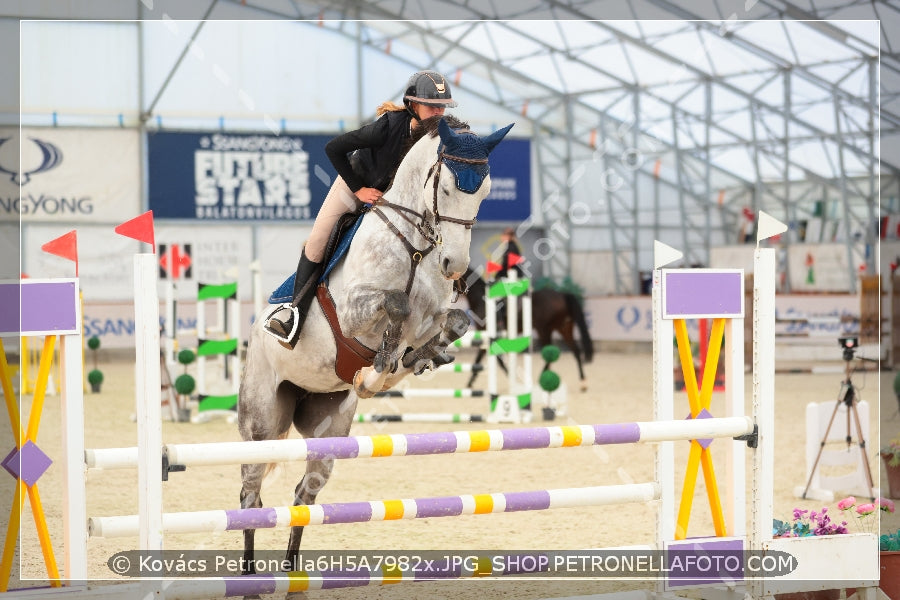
[
  {"x1": 485, "y1": 261, "x2": 502, "y2": 274},
  {"x1": 115, "y1": 210, "x2": 156, "y2": 251},
  {"x1": 507, "y1": 252, "x2": 523, "y2": 267},
  {"x1": 41, "y1": 230, "x2": 78, "y2": 276}
]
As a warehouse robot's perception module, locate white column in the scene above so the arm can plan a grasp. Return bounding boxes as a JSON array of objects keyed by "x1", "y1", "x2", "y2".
[
  {"x1": 652, "y1": 269, "x2": 675, "y2": 547},
  {"x1": 749, "y1": 247, "x2": 776, "y2": 598},
  {"x1": 134, "y1": 254, "x2": 163, "y2": 555},
  {"x1": 60, "y1": 283, "x2": 87, "y2": 581}
]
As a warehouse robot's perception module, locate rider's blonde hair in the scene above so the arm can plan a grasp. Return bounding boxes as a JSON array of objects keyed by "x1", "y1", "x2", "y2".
[{"x1": 376, "y1": 101, "x2": 406, "y2": 116}]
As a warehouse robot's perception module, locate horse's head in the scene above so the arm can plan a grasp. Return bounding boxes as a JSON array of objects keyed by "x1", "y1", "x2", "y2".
[{"x1": 429, "y1": 118, "x2": 514, "y2": 279}]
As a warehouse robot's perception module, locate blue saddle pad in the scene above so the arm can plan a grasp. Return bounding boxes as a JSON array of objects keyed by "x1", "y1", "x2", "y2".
[{"x1": 268, "y1": 212, "x2": 367, "y2": 304}]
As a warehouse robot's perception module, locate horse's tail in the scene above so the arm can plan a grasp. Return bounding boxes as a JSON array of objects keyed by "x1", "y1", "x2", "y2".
[
  {"x1": 564, "y1": 293, "x2": 594, "y2": 363},
  {"x1": 263, "y1": 429, "x2": 291, "y2": 479}
]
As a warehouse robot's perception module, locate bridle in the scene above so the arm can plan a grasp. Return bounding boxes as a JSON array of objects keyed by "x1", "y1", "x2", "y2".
[{"x1": 371, "y1": 139, "x2": 486, "y2": 294}]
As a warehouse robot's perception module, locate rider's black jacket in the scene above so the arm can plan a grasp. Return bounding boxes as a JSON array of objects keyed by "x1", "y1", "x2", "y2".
[{"x1": 325, "y1": 110, "x2": 413, "y2": 193}]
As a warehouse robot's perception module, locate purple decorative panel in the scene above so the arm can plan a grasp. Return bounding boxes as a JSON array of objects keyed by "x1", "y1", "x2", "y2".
[
  {"x1": 5, "y1": 279, "x2": 80, "y2": 336},
  {"x1": 16, "y1": 441, "x2": 53, "y2": 486},
  {"x1": 685, "y1": 408, "x2": 715, "y2": 449},
  {"x1": 0, "y1": 282, "x2": 19, "y2": 336},
  {"x1": 665, "y1": 537, "x2": 745, "y2": 588},
  {"x1": 662, "y1": 270, "x2": 743, "y2": 319}
]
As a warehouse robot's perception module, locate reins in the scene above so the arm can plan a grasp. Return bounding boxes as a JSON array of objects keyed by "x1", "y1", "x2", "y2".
[{"x1": 371, "y1": 140, "x2": 485, "y2": 295}]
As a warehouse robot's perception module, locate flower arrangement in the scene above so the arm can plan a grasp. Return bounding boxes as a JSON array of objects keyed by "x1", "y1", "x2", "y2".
[
  {"x1": 883, "y1": 435, "x2": 900, "y2": 467},
  {"x1": 837, "y1": 496, "x2": 894, "y2": 533},
  {"x1": 773, "y1": 496, "x2": 895, "y2": 538}
]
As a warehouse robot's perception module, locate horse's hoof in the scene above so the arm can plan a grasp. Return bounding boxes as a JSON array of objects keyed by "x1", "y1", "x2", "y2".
[{"x1": 353, "y1": 369, "x2": 376, "y2": 399}]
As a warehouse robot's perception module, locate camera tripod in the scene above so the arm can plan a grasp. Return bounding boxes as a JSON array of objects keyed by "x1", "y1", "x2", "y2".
[{"x1": 799, "y1": 352, "x2": 877, "y2": 501}]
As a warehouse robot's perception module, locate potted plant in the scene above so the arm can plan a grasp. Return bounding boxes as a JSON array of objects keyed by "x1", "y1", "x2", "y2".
[
  {"x1": 882, "y1": 435, "x2": 900, "y2": 499},
  {"x1": 86, "y1": 335, "x2": 103, "y2": 393},
  {"x1": 87, "y1": 368, "x2": 103, "y2": 393},
  {"x1": 881, "y1": 528, "x2": 900, "y2": 600},
  {"x1": 772, "y1": 497, "x2": 894, "y2": 600},
  {"x1": 173, "y1": 349, "x2": 196, "y2": 422}
]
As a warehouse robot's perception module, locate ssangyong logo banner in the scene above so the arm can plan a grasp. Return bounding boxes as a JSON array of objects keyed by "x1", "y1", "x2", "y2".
[
  {"x1": 148, "y1": 129, "x2": 530, "y2": 222},
  {"x1": 0, "y1": 127, "x2": 141, "y2": 222}
]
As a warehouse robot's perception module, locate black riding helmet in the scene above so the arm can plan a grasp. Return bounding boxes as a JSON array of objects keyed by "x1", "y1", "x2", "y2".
[{"x1": 403, "y1": 70, "x2": 458, "y2": 117}]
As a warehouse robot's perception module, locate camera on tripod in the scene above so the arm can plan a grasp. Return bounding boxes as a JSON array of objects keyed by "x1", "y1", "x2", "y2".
[{"x1": 839, "y1": 336, "x2": 858, "y2": 361}]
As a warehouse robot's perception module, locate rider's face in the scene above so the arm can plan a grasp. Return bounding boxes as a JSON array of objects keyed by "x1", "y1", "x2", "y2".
[{"x1": 414, "y1": 103, "x2": 447, "y2": 120}]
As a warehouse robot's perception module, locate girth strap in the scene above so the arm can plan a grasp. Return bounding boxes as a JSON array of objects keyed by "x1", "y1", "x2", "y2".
[{"x1": 316, "y1": 284, "x2": 376, "y2": 385}]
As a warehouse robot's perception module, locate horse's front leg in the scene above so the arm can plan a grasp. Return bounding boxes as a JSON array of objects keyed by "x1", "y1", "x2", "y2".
[
  {"x1": 342, "y1": 289, "x2": 410, "y2": 398},
  {"x1": 400, "y1": 308, "x2": 470, "y2": 373}
]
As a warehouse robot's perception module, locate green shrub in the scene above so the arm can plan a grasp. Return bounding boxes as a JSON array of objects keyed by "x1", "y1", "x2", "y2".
[
  {"x1": 175, "y1": 374, "x2": 196, "y2": 396},
  {"x1": 539, "y1": 369, "x2": 561, "y2": 393},
  {"x1": 177, "y1": 349, "x2": 196, "y2": 366},
  {"x1": 541, "y1": 344, "x2": 560, "y2": 363}
]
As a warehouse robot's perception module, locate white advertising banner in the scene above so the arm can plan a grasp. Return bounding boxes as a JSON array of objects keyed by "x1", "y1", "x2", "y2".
[
  {"x1": 155, "y1": 225, "x2": 255, "y2": 302},
  {"x1": 23, "y1": 224, "x2": 137, "y2": 300},
  {"x1": 0, "y1": 127, "x2": 140, "y2": 222},
  {"x1": 787, "y1": 243, "x2": 852, "y2": 292},
  {"x1": 585, "y1": 294, "x2": 858, "y2": 342},
  {"x1": 571, "y1": 250, "x2": 634, "y2": 296}
]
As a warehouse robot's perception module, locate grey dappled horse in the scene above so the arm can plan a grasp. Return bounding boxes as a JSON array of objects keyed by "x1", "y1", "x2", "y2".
[{"x1": 238, "y1": 116, "x2": 513, "y2": 574}]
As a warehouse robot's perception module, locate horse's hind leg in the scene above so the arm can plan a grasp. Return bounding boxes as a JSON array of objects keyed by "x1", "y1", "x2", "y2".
[
  {"x1": 238, "y1": 354, "x2": 297, "y2": 574},
  {"x1": 285, "y1": 389, "x2": 358, "y2": 563},
  {"x1": 560, "y1": 323, "x2": 588, "y2": 392},
  {"x1": 239, "y1": 463, "x2": 266, "y2": 575}
]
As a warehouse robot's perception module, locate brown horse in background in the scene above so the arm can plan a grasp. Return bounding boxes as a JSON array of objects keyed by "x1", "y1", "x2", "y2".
[{"x1": 459, "y1": 268, "x2": 593, "y2": 391}]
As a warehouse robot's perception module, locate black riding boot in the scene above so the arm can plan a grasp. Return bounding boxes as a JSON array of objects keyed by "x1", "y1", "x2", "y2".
[{"x1": 265, "y1": 249, "x2": 322, "y2": 340}]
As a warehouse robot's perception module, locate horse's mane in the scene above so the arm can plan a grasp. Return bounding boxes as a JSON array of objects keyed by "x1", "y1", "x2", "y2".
[{"x1": 399, "y1": 114, "x2": 469, "y2": 160}]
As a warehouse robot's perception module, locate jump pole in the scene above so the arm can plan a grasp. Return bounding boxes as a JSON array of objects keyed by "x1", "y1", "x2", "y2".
[
  {"x1": 89, "y1": 482, "x2": 661, "y2": 538},
  {"x1": 85, "y1": 417, "x2": 754, "y2": 470}
]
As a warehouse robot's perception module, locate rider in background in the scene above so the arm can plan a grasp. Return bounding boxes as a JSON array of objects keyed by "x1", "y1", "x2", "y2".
[
  {"x1": 266, "y1": 70, "x2": 458, "y2": 340},
  {"x1": 496, "y1": 226, "x2": 525, "y2": 280}
]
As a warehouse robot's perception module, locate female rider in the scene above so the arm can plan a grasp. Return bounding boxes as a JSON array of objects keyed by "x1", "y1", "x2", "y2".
[{"x1": 266, "y1": 70, "x2": 458, "y2": 341}]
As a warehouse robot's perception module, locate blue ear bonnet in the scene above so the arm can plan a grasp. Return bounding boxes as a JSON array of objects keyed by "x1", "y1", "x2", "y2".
[{"x1": 440, "y1": 132, "x2": 490, "y2": 194}]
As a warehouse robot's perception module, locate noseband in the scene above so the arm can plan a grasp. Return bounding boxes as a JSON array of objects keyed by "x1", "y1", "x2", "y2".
[{"x1": 371, "y1": 143, "x2": 486, "y2": 294}]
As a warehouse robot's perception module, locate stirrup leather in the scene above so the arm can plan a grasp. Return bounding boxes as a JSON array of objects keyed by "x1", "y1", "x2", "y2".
[{"x1": 263, "y1": 303, "x2": 300, "y2": 344}]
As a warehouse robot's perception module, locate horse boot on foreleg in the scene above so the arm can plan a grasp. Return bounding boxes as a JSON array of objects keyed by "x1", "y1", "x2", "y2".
[
  {"x1": 353, "y1": 290, "x2": 410, "y2": 398},
  {"x1": 401, "y1": 309, "x2": 470, "y2": 374}
]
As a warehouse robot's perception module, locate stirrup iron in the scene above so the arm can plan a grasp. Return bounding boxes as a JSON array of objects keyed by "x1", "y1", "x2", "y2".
[{"x1": 263, "y1": 303, "x2": 300, "y2": 345}]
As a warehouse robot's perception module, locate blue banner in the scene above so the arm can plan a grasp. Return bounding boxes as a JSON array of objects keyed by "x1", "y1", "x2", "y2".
[
  {"x1": 479, "y1": 137, "x2": 530, "y2": 222},
  {"x1": 147, "y1": 130, "x2": 530, "y2": 222}
]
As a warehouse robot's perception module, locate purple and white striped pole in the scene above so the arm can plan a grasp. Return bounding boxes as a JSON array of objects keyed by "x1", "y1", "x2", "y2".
[
  {"x1": 88, "y1": 482, "x2": 660, "y2": 539},
  {"x1": 85, "y1": 417, "x2": 753, "y2": 470}
]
